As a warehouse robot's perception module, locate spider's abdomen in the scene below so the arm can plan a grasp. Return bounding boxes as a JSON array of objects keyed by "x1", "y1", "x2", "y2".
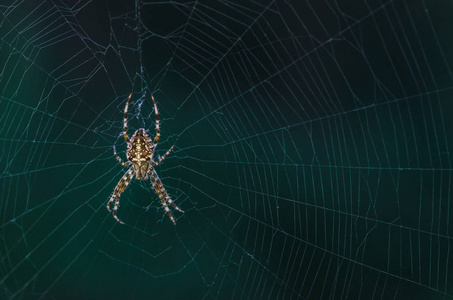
[{"x1": 127, "y1": 128, "x2": 153, "y2": 179}]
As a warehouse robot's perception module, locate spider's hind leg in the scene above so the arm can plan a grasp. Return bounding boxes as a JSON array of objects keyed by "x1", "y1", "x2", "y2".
[
  {"x1": 122, "y1": 93, "x2": 133, "y2": 143},
  {"x1": 151, "y1": 94, "x2": 160, "y2": 145}
]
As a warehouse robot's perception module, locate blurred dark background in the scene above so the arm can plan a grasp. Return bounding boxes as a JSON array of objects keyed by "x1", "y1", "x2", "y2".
[{"x1": 1, "y1": 0, "x2": 452, "y2": 299}]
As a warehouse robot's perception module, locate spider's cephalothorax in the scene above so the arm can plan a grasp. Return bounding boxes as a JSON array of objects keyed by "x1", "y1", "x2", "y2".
[{"x1": 107, "y1": 93, "x2": 184, "y2": 225}]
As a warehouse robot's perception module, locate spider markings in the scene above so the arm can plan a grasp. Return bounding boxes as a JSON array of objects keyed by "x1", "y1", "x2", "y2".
[{"x1": 107, "y1": 93, "x2": 183, "y2": 225}]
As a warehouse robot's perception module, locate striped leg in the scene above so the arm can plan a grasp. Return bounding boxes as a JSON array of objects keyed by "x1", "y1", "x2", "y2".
[
  {"x1": 151, "y1": 94, "x2": 160, "y2": 144},
  {"x1": 166, "y1": 194, "x2": 184, "y2": 213},
  {"x1": 113, "y1": 145, "x2": 132, "y2": 167},
  {"x1": 149, "y1": 167, "x2": 184, "y2": 225},
  {"x1": 107, "y1": 167, "x2": 134, "y2": 224},
  {"x1": 123, "y1": 93, "x2": 133, "y2": 143},
  {"x1": 153, "y1": 145, "x2": 174, "y2": 166}
]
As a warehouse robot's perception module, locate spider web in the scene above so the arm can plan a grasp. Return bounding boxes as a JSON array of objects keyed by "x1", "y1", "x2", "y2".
[{"x1": 1, "y1": 0, "x2": 453, "y2": 299}]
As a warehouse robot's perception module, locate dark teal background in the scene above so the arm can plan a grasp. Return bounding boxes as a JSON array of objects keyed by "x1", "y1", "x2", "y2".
[{"x1": 1, "y1": 1, "x2": 453, "y2": 299}]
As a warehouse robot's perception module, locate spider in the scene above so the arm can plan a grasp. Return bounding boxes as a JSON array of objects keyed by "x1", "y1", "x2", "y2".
[{"x1": 107, "y1": 93, "x2": 183, "y2": 225}]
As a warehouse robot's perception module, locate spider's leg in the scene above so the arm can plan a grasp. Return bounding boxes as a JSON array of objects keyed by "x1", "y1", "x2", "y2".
[
  {"x1": 113, "y1": 145, "x2": 132, "y2": 167},
  {"x1": 152, "y1": 145, "x2": 174, "y2": 166},
  {"x1": 123, "y1": 93, "x2": 132, "y2": 143},
  {"x1": 166, "y1": 195, "x2": 184, "y2": 213},
  {"x1": 151, "y1": 94, "x2": 160, "y2": 145},
  {"x1": 149, "y1": 167, "x2": 183, "y2": 225},
  {"x1": 107, "y1": 167, "x2": 134, "y2": 224}
]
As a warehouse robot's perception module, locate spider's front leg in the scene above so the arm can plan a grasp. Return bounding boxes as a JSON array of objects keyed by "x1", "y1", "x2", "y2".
[
  {"x1": 149, "y1": 167, "x2": 184, "y2": 225},
  {"x1": 107, "y1": 167, "x2": 135, "y2": 224}
]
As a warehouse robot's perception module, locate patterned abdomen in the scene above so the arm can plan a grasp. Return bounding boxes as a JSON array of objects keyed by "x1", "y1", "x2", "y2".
[{"x1": 127, "y1": 129, "x2": 153, "y2": 179}]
